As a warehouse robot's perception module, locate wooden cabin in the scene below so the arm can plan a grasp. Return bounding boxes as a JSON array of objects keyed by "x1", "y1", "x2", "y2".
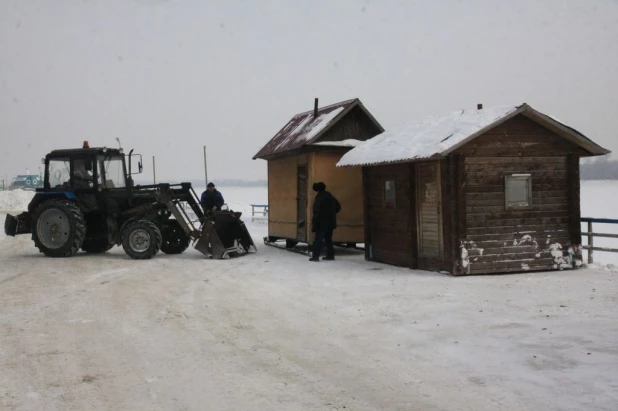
[
  {"x1": 253, "y1": 98, "x2": 384, "y2": 248},
  {"x1": 337, "y1": 103, "x2": 610, "y2": 275}
]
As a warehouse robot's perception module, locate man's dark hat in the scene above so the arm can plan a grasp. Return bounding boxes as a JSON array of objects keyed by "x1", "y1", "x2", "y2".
[
  {"x1": 207, "y1": 182, "x2": 215, "y2": 188},
  {"x1": 312, "y1": 182, "x2": 326, "y2": 192}
]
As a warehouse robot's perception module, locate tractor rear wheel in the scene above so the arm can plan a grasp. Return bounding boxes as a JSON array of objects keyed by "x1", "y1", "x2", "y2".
[
  {"x1": 160, "y1": 219, "x2": 190, "y2": 254},
  {"x1": 121, "y1": 220, "x2": 162, "y2": 260},
  {"x1": 81, "y1": 239, "x2": 114, "y2": 254},
  {"x1": 32, "y1": 199, "x2": 86, "y2": 257}
]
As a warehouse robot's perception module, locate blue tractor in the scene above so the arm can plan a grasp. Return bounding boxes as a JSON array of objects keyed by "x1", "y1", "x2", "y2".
[{"x1": 4, "y1": 141, "x2": 256, "y2": 259}]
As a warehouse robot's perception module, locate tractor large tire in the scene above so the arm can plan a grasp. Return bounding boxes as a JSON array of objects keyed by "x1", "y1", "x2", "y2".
[
  {"x1": 81, "y1": 239, "x2": 114, "y2": 254},
  {"x1": 121, "y1": 220, "x2": 162, "y2": 260},
  {"x1": 160, "y1": 219, "x2": 190, "y2": 255},
  {"x1": 32, "y1": 199, "x2": 86, "y2": 258}
]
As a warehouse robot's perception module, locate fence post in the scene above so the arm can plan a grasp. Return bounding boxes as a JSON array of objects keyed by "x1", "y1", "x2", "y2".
[{"x1": 588, "y1": 221, "x2": 593, "y2": 264}]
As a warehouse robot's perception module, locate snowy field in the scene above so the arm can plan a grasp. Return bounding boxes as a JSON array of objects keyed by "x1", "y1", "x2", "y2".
[
  {"x1": 580, "y1": 180, "x2": 618, "y2": 267},
  {"x1": 0, "y1": 183, "x2": 617, "y2": 410}
]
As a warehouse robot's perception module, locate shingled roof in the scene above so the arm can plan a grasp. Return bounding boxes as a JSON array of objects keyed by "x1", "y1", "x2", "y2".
[
  {"x1": 253, "y1": 98, "x2": 383, "y2": 160},
  {"x1": 338, "y1": 103, "x2": 610, "y2": 167}
]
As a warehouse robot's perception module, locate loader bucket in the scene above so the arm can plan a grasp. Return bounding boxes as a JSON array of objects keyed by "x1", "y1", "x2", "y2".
[
  {"x1": 4, "y1": 214, "x2": 17, "y2": 237},
  {"x1": 4, "y1": 212, "x2": 31, "y2": 237},
  {"x1": 193, "y1": 211, "x2": 257, "y2": 259},
  {"x1": 193, "y1": 220, "x2": 229, "y2": 259}
]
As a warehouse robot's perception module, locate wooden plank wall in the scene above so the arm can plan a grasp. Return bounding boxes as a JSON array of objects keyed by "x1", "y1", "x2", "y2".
[
  {"x1": 318, "y1": 105, "x2": 382, "y2": 143},
  {"x1": 267, "y1": 155, "x2": 308, "y2": 240},
  {"x1": 364, "y1": 164, "x2": 417, "y2": 267},
  {"x1": 311, "y1": 152, "x2": 365, "y2": 244},
  {"x1": 456, "y1": 114, "x2": 585, "y2": 275},
  {"x1": 416, "y1": 163, "x2": 442, "y2": 260}
]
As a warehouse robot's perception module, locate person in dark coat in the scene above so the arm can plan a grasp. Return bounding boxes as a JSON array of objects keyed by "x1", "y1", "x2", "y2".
[
  {"x1": 309, "y1": 182, "x2": 341, "y2": 262},
  {"x1": 201, "y1": 182, "x2": 225, "y2": 212}
]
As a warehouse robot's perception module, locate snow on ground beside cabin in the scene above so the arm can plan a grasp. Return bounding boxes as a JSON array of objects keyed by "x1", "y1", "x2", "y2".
[
  {"x1": 580, "y1": 180, "x2": 618, "y2": 267},
  {"x1": 0, "y1": 215, "x2": 617, "y2": 410}
]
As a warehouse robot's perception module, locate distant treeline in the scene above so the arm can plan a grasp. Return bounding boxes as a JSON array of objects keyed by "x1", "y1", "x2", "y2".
[
  {"x1": 580, "y1": 155, "x2": 618, "y2": 180},
  {"x1": 133, "y1": 178, "x2": 268, "y2": 187}
]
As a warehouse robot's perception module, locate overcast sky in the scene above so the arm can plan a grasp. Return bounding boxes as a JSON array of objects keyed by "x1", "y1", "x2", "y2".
[{"x1": 1, "y1": 0, "x2": 617, "y2": 183}]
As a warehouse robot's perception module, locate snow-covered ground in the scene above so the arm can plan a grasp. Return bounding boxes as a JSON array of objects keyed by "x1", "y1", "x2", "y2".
[
  {"x1": 580, "y1": 180, "x2": 618, "y2": 267},
  {"x1": 0, "y1": 183, "x2": 617, "y2": 410}
]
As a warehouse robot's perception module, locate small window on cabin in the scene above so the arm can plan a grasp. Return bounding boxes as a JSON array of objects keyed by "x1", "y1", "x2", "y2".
[
  {"x1": 505, "y1": 174, "x2": 532, "y2": 209},
  {"x1": 384, "y1": 180, "x2": 396, "y2": 205}
]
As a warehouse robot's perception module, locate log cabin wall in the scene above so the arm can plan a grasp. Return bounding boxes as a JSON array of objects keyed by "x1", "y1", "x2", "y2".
[{"x1": 455, "y1": 114, "x2": 587, "y2": 275}]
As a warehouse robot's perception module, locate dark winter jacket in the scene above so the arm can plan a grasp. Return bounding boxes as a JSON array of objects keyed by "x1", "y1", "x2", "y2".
[
  {"x1": 311, "y1": 190, "x2": 341, "y2": 233},
  {"x1": 201, "y1": 189, "x2": 225, "y2": 211}
]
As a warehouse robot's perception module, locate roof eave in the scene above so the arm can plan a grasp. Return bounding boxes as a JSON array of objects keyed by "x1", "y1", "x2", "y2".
[
  {"x1": 521, "y1": 107, "x2": 611, "y2": 156},
  {"x1": 338, "y1": 153, "x2": 445, "y2": 168}
]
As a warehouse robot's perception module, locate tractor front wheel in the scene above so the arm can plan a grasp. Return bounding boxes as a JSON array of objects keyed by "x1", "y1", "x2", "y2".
[
  {"x1": 160, "y1": 219, "x2": 190, "y2": 254},
  {"x1": 32, "y1": 199, "x2": 86, "y2": 257},
  {"x1": 121, "y1": 220, "x2": 162, "y2": 260}
]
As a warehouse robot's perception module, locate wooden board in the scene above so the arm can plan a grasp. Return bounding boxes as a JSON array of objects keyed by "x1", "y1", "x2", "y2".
[
  {"x1": 417, "y1": 162, "x2": 442, "y2": 261},
  {"x1": 310, "y1": 151, "x2": 365, "y2": 244},
  {"x1": 363, "y1": 163, "x2": 416, "y2": 267},
  {"x1": 297, "y1": 165, "x2": 308, "y2": 242},
  {"x1": 267, "y1": 155, "x2": 308, "y2": 240}
]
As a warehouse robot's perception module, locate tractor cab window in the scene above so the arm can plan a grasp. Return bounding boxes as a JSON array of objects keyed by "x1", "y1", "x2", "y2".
[
  {"x1": 72, "y1": 158, "x2": 94, "y2": 190},
  {"x1": 48, "y1": 158, "x2": 71, "y2": 189},
  {"x1": 99, "y1": 156, "x2": 126, "y2": 189}
]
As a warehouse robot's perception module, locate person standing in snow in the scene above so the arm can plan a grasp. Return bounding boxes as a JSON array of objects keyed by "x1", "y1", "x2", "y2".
[
  {"x1": 309, "y1": 182, "x2": 341, "y2": 262},
  {"x1": 201, "y1": 182, "x2": 225, "y2": 213}
]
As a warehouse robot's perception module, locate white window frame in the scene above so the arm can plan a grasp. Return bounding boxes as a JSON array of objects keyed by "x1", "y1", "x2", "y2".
[
  {"x1": 504, "y1": 174, "x2": 532, "y2": 209},
  {"x1": 384, "y1": 180, "x2": 396, "y2": 206}
]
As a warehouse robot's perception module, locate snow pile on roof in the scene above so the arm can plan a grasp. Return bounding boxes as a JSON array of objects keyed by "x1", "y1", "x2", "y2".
[
  {"x1": 312, "y1": 139, "x2": 363, "y2": 148},
  {"x1": 274, "y1": 107, "x2": 345, "y2": 150},
  {"x1": 338, "y1": 104, "x2": 522, "y2": 166},
  {"x1": 0, "y1": 189, "x2": 35, "y2": 212}
]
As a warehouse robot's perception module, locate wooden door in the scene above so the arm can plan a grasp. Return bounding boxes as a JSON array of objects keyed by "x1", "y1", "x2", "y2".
[
  {"x1": 417, "y1": 163, "x2": 442, "y2": 260},
  {"x1": 297, "y1": 165, "x2": 308, "y2": 241}
]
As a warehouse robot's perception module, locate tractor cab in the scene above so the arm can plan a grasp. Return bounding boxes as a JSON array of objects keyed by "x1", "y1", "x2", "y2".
[{"x1": 42, "y1": 141, "x2": 141, "y2": 194}]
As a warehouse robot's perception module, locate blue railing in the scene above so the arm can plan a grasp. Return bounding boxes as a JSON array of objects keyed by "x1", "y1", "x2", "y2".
[{"x1": 581, "y1": 217, "x2": 618, "y2": 264}]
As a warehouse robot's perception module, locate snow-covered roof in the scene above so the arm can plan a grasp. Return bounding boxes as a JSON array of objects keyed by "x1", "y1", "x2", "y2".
[
  {"x1": 253, "y1": 99, "x2": 383, "y2": 160},
  {"x1": 337, "y1": 103, "x2": 610, "y2": 167},
  {"x1": 311, "y1": 139, "x2": 363, "y2": 148}
]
